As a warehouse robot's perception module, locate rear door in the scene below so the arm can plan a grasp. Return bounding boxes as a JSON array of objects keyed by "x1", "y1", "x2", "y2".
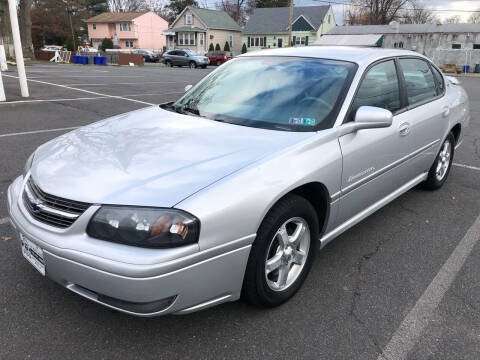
[{"x1": 395, "y1": 57, "x2": 448, "y2": 170}]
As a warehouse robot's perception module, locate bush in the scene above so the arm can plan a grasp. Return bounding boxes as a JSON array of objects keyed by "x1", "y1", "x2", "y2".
[
  {"x1": 209, "y1": 43, "x2": 214, "y2": 51},
  {"x1": 64, "y1": 37, "x2": 76, "y2": 51},
  {"x1": 101, "y1": 38, "x2": 114, "y2": 52},
  {"x1": 215, "y1": 43, "x2": 221, "y2": 51},
  {"x1": 241, "y1": 43, "x2": 247, "y2": 54},
  {"x1": 223, "y1": 41, "x2": 230, "y2": 51}
]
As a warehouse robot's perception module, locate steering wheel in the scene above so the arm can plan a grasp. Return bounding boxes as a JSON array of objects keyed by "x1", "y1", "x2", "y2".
[{"x1": 298, "y1": 96, "x2": 333, "y2": 111}]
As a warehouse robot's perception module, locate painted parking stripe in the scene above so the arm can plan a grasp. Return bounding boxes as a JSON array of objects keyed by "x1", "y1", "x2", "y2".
[
  {"x1": 0, "y1": 91, "x2": 183, "y2": 105},
  {"x1": 453, "y1": 163, "x2": 480, "y2": 171},
  {"x1": 378, "y1": 212, "x2": 480, "y2": 360},
  {"x1": 0, "y1": 217, "x2": 10, "y2": 225},
  {"x1": 2, "y1": 74, "x2": 155, "y2": 106},
  {"x1": 64, "y1": 81, "x2": 185, "y2": 86},
  {"x1": 0, "y1": 127, "x2": 79, "y2": 138}
]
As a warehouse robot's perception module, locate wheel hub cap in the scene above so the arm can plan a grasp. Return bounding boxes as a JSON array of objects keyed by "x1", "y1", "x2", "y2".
[{"x1": 435, "y1": 140, "x2": 451, "y2": 181}]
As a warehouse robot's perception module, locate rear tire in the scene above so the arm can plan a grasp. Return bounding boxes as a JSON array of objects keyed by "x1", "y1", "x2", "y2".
[
  {"x1": 421, "y1": 132, "x2": 455, "y2": 190},
  {"x1": 216, "y1": 59, "x2": 222, "y2": 66},
  {"x1": 242, "y1": 194, "x2": 318, "y2": 307}
]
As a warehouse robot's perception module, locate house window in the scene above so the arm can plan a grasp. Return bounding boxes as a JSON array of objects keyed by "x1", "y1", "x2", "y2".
[
  {"x1": 178, "y1": 32, "x2": 195, "y2": 46},
  {"x1": 394, "y1": 42, "x2": 404, "y2": 48},
  {"x1": 229, "y1": 35, "x2": 233, "y2": 48},
  {"x1": 185, "y1": 14, "x2": 193, "y2": 25},
  {"x1": 92, "y1": 23, "x2": 96, "y2": 30},
  {"x1": 199, "y1": 33, "x2": 204, "y2": 46},
  {"x1": 120, "y1": 23, "x2": 131, "y2": 31},
  {"x1": 295, "y1": 37, "x2": 306, "y2": 45},
  {"x1": 253, "y1": 37, "x2": 264, "y2": 47},
  {"x1": 474, "y1": 44, "x2": 480, "y2": 49},
  {"x1": 125, "y1": 40, "x2": 133, "y2": 48},
  {"x1": 452, "y1": 43, "x2": 461, "y2": 49}
]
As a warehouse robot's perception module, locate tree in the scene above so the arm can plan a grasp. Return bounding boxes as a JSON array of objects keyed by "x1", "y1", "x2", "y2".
[
  {"x1": 445, "y1": 15, "x2": 461, "y2": 24},
  {"x1": 400, "y1": 1, "x2": 438, "y2": 24},
  {"x1": 216, "y1": 0, "x2": 254, "y2": 26},
  {"x1": 101, "y1": 37, "x2": 113, "y2": 50},
  {"x1": 209, "y1": 43, "x2": 214, "y2": 51},
  {"x1": 223, "y1": 41, "x2": 230, "y2": 51},
  {"x1": 241, "y1": 42, "x2": 247, "y2": 53},
  {"x1": 215, "y1": 43, "x2": 220, "y2": 50},
  {"x1": 108, "y1": 0, "x2": 144, "y2": 12},
  {"x1": 166, "y1": 0, "x2": 198, "y2": 21},
  {"x1": 469, "y1": 10, "x2": 480, "y2": 24},
  {"x1": 19, "y1": 0, "x2": 34, "y2": 58},
  {"x1": 347, "y1": 0, "x2": 411, "y2": 25},
  {"x1": 255, "y1": 0, "x2": 288, "y2": 8}
]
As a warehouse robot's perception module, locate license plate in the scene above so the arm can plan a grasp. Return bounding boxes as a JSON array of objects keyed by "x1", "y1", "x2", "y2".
[{"x1": 20, "y1": 233, "x2": 45, "y2": 276}]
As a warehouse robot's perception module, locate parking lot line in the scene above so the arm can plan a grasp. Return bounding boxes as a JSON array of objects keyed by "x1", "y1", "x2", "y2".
[
  {"x1": 64, "y1": 81, "x2": 184, "y2": 86},
  {"x1": 453, "y1": 162, "x2": 480, "y2": 171},
  {"x1": 0, "y1": 91, "x2": 183, "y2": 106},
  {"x1": 377, "y1": 212, "x2": 480, "y2": 360},
  {"x1": 2, "y1": 74, "x2": 155, "y2": 106},
  {"x1": 0, "y1": 217, "x2": 9, "y2": 225},
  {"x1": 0, "y1": 126, "x2": 78, "y2": 138}
]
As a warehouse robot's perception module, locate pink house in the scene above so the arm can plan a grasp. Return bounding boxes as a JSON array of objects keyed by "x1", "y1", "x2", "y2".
[{"x1": 86, "y1": 12, "x2": 168, "y2": 51}]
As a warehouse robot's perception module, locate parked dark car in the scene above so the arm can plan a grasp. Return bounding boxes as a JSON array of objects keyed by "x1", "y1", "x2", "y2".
[
  {"x1": 206, "y1": 51, "x2": 232, "y2": 66},
  {"x1": 162, "y1": 49, "x2": 209, "y2": 69},
  {"x1": 132, "y1": 49, "x2": 159, "y2": 63}
]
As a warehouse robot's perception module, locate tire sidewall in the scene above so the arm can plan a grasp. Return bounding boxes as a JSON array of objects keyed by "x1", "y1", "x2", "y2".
[
  {"x1": 250, "y1": 196, "x2": 319, "y2": 306},
  {"x1": 427, "y1": 133, "x2": 455, "y2": 189}
]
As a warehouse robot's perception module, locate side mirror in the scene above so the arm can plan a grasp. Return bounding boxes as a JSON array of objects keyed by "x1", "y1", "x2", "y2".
[
  {"x1": 339, "y1": 106, "x2": 393, "y2": 136},
  {"x1": 184, "y1": 84, "x2": 193, "y2": 93}
]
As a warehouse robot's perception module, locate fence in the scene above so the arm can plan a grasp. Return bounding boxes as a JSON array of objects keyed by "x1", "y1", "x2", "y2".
[{"x1": 35, "y1": 50, "x2": 143, "y2": 66}]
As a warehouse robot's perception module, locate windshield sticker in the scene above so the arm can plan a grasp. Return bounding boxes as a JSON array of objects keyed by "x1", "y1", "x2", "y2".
[{"x1": 289, "y1": 117, "x2": 316, "y2": 126}]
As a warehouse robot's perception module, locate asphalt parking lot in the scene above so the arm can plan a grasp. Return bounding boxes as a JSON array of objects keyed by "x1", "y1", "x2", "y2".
[{"x1": 1, "y1": 63, "x2": 480, "y2": 360}]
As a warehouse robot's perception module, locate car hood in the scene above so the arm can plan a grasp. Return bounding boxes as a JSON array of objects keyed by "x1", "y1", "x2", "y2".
[{"x1": 31, "y1": 106, "x2": 313, "y2": 207}]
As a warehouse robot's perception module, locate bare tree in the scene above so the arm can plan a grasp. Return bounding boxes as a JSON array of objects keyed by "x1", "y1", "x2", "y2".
[
  {"x1": 346, "y1": 0, "x2": 411, "y2": 25},
  {"x1": 400, "y1": 1, "x2": 438, "y2": 24},
  {"x1": 468, "y1": 10, "x2": 480, "y2": 24},
  {"x1": 108, "y1": 0, "x2": 144, "y2": 12},
  {"x1": 216, "y1": 0, "x2": 254, "y2": 25},
  {"x1": 444, "y1": 15, "x2": 461, "y2": 24}
]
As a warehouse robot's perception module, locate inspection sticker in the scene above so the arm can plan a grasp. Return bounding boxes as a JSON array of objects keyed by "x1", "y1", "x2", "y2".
[{"x1": 288, "y1": 117, "x2": 316, "y2": 126}]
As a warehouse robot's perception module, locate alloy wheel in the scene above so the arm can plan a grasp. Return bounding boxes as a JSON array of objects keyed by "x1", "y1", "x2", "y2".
[
  {"x1": 265, "y1": 217, "x2": 310, "y2": 292},
  {"x1": 436, "y1": 140, "x2": 452, "y2": 181}
]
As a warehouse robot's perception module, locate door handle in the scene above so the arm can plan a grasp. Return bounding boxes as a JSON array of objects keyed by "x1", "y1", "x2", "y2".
[
  {"x1": 399, "y1": 122, "x2": 410, "y2": 136},
  {"x1": 442, "y1": 106, "x2": 450, "y2": 117}
]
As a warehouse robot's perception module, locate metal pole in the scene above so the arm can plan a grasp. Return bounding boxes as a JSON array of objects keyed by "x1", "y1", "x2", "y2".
[
  {"x1": 0, "y1": 69, "x2": 6, "y2": 102},
  {"x1": 288, "y1": 0, "x2": 293, "y2": 46},
  {"x1": 68, "y1": 8, "x2": 76, "y2": 50},
  {"x1": 7, "y1": 0, "x2": 29, "y2": 97}
]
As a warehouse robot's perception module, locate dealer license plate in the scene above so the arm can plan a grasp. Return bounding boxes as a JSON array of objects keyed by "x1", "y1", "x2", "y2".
[{"x1": 20, "y1": 233, "x2": 45, "y2": 276}]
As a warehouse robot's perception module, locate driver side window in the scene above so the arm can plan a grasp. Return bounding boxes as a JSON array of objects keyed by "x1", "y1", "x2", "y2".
[{"x1": 350, "y1": 60, "x2": 401, "y2": 120}]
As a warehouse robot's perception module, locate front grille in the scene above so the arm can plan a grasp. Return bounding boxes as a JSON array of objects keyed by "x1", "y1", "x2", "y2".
[{"x1": 23, "y1": 177, "x2": 91, "y2": 228}]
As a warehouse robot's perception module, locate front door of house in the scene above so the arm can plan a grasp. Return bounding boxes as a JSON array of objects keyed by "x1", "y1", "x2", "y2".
[{"x1": 278, "y1": 38, "x2": 283, "y2": 48}]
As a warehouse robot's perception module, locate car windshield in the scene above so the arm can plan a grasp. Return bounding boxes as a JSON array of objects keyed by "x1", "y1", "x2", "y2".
[{"x1": 170, "y1": 56, "x2": 356, "y2": 131}]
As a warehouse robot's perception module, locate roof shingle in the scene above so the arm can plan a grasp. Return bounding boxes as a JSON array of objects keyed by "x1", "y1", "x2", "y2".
[
  {"x1": 243, "y1": 6, "x2": 330, "y2": 35},
  {"x1": 187, "y1": 7, "x2": 241, "y2": 31},
  {"x1": 86, "y1": 12, "x2": 148, "y2": 23}
]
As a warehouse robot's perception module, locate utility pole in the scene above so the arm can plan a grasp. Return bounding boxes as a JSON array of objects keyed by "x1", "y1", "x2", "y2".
[
  {"x1": 67, "y1": 6, "x2": 76, "y2": 50},
  {"x1": 7, "y1": 0, "x2": 29, "y2": 97},
  {"x1": 288, "y1": 0, "x2": 293, "y2": 46}
]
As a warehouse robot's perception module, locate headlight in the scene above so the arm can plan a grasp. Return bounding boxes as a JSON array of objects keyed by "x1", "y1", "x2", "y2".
[
  {"x1": 23, "y1": 152, "x2": 35, "y2": 178},
  {"x1": 87, "y1": 206, "x2": 200, "y2": 248}
]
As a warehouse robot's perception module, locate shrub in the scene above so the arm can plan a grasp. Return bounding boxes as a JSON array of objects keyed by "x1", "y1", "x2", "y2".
[
  {"x1": 101, "y1": 38, "x2": 114, "y2": 52},
  {"x1": 241, "y1": 43, "x2": 247, "y2": 54},
  {"x1": 223, "y1": 41, "x2": 230, "y2": 51},
  {"x1": 215, "y1": 43, "x2": 221, "y2": 51},
  {"x1": 209, "y1": 43, "x2": 214, "y2": 51}
]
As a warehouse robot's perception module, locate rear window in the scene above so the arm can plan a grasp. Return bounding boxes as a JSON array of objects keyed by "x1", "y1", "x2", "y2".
[{"x1": 399, "y1": 58, "x2": 438, "y2": 106}]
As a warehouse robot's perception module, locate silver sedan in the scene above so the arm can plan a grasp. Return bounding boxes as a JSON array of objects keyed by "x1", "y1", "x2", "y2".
[{"x1": 8, "y1": 47, "x2": 470, "y2": 316}]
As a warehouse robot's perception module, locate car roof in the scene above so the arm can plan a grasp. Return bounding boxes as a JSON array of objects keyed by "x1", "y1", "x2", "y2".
[{"x1": 238, "y1": 46, "x2": 427, "y2": 66}]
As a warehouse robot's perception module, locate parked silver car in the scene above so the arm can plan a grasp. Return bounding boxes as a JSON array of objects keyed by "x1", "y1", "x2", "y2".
[
  {"x1": 162, "y1": 49, "x2": 209, "y2": 68},
  {"x1": 8, "y1": 47, "x2": 470, "y2": 316}
]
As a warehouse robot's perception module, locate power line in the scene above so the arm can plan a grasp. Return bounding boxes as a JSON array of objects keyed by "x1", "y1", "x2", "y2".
[{"x1": 311, "y1": 0, "x2": 480, "y2": 13}]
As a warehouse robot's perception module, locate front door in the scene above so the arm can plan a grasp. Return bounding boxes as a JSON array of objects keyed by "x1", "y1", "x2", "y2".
[{"x1": 278, "y1": 38, "x2": 283, "y2": 48}]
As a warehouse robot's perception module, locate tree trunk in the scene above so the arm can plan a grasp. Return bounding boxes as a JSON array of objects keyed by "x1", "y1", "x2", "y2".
[
  {"x1": 0, "y1": 0, "x2": 14, "y2": 58},
  {"x1": 18, "y1": 0, "x2": 33, "y2": 58}
]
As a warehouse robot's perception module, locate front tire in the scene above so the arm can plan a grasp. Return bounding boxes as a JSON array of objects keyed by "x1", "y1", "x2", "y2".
[
  {"x1": 189, "y1": 61, "x2": 197, "y2": 69},
  {"x1": 242, "y1": 194, "x2": 318, "y2": 307},
  {"x1": 421, "y1": 132, "x2": 455, "y2": 190}
]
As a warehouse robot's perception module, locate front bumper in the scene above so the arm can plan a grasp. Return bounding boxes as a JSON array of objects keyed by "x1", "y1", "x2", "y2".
[{"x1": 7, "y1": 176, "x2": 252, "y2": 316}]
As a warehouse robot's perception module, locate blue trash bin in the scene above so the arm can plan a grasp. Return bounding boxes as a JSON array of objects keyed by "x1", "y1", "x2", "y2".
[
  {"x1": 72, "y1": 55, "x2": 79, "y2": 64},
  {"x1": 463, "y1": 65, "x2": 470, "y2": 73},
  {"x1": 94, "y1": 56, "x2": 100, "y2": 65},
  {"x1": 100, "y1": 57, "x2": 107, "y2": 65},
  {"x1": 79, "y1": 56, "x2": 88, "y2": 65}
]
